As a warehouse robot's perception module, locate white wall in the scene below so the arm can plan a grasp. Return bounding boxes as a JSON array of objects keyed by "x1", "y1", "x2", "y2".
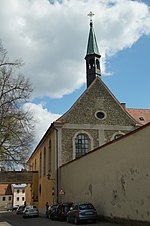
[
  {"x1": 12, "y1": 185, "x2": 26, "y2": 207},
  {"x1": 60, "y1": 123, "x2": 150, "y2": 223}
]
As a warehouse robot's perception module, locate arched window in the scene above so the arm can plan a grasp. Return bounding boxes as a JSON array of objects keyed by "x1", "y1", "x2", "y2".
[
  {"x1": 48, "y1": 140, "x2": 51, "y2": 172},
  {"x1": 75, "y1": 133, "x2": 90, "y2": 158},
  {"x1": 43, "y1": 147, "x2": 46, "y2": 176},
  {"x1": 40, "y1": 152, "x2": 42, "y2": 177},
  {"x1": 111, "y1": 131, "x2": 125, "y2": 141},
  {"x1": 96, "y1": 59, "x2": 100, "y2": 69},
  {"x1": 89, "y1": 59, "x2": 94, "y2": 69}
]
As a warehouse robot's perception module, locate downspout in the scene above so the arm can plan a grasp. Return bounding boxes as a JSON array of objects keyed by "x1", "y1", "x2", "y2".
[{"x1": 54, "y1": 128, "x2": 59, "y2": 204}]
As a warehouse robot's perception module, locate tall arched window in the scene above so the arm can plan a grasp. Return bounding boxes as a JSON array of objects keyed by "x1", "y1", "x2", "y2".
[
  {"x1": 89, "y1": 59, "x2": 94, "y2": 69},
  {"x1": 40, "y1": 152, "x2": 42, "y2": 178},
  {"x1": 48, "y1": 140, "x2": 51, "y2": 173},
  {"x1": 96, "y1": 59, "x2": 100, "y2": 69},
  {"x1": 43, "y1": 147, "x2": 46, "y2": 176},
  {"x1": 75, "y1": 133, "x2": 90, "y2": 158}
]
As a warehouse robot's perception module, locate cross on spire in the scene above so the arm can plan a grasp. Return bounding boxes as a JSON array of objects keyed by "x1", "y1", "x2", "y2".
[{"x1": 87, "y1": 11, "x2": 95, "y2": 22}]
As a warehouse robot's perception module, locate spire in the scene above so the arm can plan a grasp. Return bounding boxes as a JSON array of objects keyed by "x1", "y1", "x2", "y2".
[
  {"x1": 85, "y1": 12, "x2": 101, "y2": 88},
  {"x1": 86, "y1": 12, "x2": 100, "y2": 56}
]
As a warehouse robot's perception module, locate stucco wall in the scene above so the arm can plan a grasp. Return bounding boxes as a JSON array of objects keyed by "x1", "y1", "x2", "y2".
[
  {"x1": 0, "y1": 195, "x2": 12, "y2": 210},
  {"x1": 60, "y1": 123, "x2": 150, "y2": 223},
  {"x1": 27, "y1": 129, "x2": 57, "y2": 212}
]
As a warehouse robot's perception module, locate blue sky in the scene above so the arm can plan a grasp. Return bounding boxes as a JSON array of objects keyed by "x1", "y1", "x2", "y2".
[
  {"x1": 0, "y1": 0, "x2": 150, "y2": 146},
  {"x1": 34, "y1": 32, "x2": 150, "y2": 115}
]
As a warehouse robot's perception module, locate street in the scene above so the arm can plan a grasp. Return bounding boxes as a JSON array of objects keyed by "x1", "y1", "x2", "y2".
[{"x1": 0, "y1": 211, "x2": 123, "y2": 226}]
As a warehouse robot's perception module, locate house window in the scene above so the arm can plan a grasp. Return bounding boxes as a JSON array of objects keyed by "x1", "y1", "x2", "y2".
[
  {"x1": 17, "y1": 189, "x2": 20, "y2": 193},
  {"x1": 2, "y1": 197, "x2": 5, "y2": 201},
  {"x1": 43, "y1": 147, "x2": 46, "y2": 176},
  {"x1": 8, "y1": 196, "x2": 11, "y2": 201},
  {"x1": 22, "y1": 197, "x2": 25, "y2": 201},
  {"x1": 22, "y1": 189, "x2": 25, "y2": 193},
  {"x1": 16, "y1": 197, "x2": 19, "y2": 201},
  {"x1": 139, "y1": 116, "x2": 144, "y2": 121},
  {"x1": 75, "y1": 133, "x2": 89, "y2": 158}
]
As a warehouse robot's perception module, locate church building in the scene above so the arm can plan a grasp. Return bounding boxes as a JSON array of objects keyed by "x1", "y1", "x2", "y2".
[{"x1": 27, "y1": 15, "x2": 150, "y2": 212}]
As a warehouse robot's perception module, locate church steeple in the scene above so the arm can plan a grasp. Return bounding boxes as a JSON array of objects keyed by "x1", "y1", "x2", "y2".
[{"x1": 85, "y1": 12, "x2": 101, "y2": 88}]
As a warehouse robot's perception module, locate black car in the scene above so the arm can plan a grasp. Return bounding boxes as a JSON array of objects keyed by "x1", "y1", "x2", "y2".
[
  {"x1": 46, "y1": 204, "x2": 58, "y2": 219},
  {"x1": 16, "y1": 205, "x2": 26, "y2": 214},
  {"x1": 12, "y1": 205, "x2": 19, "y2": 211},
  {"x1": 50, "y1": 202, "x2": 73, "y2": 221}
]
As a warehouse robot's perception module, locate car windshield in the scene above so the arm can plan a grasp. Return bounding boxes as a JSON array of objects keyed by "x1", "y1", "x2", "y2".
[
  {"x1": 79, "y1": 204, "x2": 94, "y2": 210},
  {"x1": 63, "y1": 206, "x2": 69, "y2": 213},
  {"x1": 19, "y1": 206, "x2": 25, "y2": 209}
]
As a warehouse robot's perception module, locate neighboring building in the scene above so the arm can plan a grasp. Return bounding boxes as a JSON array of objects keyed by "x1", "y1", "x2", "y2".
[
  {"x1": 0, "y1": 184, "x2": 13, "y2": 211},
  {"x1": 11, "y1": 184, "x2": 26, "y2": 207},
  {"x1": 27, "y1": 17, "x2": 150, "y2": 213}
]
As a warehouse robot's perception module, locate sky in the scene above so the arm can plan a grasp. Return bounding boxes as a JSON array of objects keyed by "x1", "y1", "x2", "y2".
[{"x1": 0, "y1": 0, "x2": 150, "y2": 149}]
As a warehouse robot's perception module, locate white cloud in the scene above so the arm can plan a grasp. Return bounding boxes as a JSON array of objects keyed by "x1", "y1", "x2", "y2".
[
  {"x1": 0, "y1": 0, "x2": 150, "y2": 149},
  {"x1": 0, "y1": 0, "x2": 150, "y2": 98},
  {"x1": 23, "y1": 102, "x2": 61, "y2": 148}
]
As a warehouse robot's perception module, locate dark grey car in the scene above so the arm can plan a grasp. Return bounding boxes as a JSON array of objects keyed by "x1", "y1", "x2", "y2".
[{"x1": 67, "y1": 202, "x2": 97, "y2": 224}]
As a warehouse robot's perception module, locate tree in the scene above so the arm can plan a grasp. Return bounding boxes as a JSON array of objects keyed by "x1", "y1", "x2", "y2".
[{"x1": 0, "y1": 42, "x2": 34, "y2": 170}]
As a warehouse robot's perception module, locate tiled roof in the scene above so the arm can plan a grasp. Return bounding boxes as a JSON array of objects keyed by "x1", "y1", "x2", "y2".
[
  {"x1": 0, "y1": 184, "x2": 12, "y2": 195},
  {"x1": 126, "y1": 108, "x2": 150, "y2": 125}
]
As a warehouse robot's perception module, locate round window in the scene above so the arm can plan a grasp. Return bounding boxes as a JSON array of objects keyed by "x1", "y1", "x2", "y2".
[{"x1": 95, "y1": 111, "x2": 106, "y2": 120}]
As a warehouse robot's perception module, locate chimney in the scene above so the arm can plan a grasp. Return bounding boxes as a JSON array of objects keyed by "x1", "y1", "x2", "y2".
[{"x1": 121, "y1": 103, "x2": 126, "y2": 109}]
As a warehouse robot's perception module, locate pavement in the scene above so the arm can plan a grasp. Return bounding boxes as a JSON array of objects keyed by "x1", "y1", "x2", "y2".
[{"x1": 0, "y1": 223, "x2": 12, "y2": 226}]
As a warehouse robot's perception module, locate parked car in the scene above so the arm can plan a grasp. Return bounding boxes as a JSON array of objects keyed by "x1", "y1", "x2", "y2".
[
  {"x1": 50, "y1": 202, "x2": 73, "y2": 221},
  {"x1": 16, "y1": 205, "x2": 26, "y2": 214},
  {"x1": 67, "y1": 202, "x2": 97, "y2": 224},
  {"x1": 47, "y1": 204, "x2": 59, "y2": 219},
  {"x1": 22, "y1": 205, "x2": 39, "y2": 218},
  {"x1": 12, "y1": 205, "x2": 19, "y2": 211}
]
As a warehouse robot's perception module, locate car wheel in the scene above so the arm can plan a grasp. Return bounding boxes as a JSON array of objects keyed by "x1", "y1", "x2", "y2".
[{"x1": 74, "y1": 217, "x2": 78, "y2": 225}]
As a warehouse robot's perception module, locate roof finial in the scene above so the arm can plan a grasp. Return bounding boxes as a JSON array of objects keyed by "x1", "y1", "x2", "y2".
[{"x1": 87, "y1": 11, "x2": 95, "y2": 23}]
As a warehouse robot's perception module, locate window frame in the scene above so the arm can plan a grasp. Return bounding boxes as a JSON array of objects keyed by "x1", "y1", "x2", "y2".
[{"x1": 73, "y1": 131, "x2": 93, "y2": 159}]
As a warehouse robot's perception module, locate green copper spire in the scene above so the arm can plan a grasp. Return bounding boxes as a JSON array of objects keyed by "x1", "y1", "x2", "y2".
[
  {"x1": 85, "y1": 12, "x2": 101, "y2": 88},
  {"x1": 86, "y1": 19, "x2": 100, "y2": 56}
]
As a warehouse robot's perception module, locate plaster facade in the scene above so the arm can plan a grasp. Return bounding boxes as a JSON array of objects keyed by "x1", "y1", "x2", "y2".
[
  {"x1": 12, "y1": 184, "x2": 26, "y2": 207},
  {"x1": 60, "y1": 123, "x2": 150, "y2": 224}
]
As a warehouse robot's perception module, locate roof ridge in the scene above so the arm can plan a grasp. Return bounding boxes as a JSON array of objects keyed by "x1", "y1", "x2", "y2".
[{"x1": 126, "y1": 108, "x2": 150, "y2": 110}]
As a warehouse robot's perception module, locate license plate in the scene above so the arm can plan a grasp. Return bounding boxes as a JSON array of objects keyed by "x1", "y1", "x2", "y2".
[{"x1": 85, "y1": 212, "x2": 93, "y2": 215}]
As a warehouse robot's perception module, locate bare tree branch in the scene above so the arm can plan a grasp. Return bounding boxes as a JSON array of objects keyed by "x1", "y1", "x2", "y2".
[{"x1": 0, "y1": 41, "x2": 35, "y2": 170}]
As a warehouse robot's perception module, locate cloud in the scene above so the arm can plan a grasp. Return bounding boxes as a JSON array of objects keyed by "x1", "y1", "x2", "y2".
[
  {"x1": 0, "y1": 0, "x2": 150, "y2": 149},
  {"x1": 0, "y1": 0, "x2": 150, "y2": 99},
  {"x1": 23, "y1": 102, "x2": 61, "y2": 148}
]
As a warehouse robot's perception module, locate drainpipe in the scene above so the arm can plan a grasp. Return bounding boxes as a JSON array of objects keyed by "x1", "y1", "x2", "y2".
[{"x1": 54, "y1": 128, "x2": 59, "y2": 204}]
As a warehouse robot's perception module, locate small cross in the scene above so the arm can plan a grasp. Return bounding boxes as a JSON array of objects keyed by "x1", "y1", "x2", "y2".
[{"x1": 87, "y1": 11, "x2": 95, "y2": 22}]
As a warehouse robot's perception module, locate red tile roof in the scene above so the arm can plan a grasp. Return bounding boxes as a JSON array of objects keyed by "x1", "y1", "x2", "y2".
[
  {"x1": 0, "y1": 184, "x2": 12, "y2": 195},
  {"x1": 126, "y1": 108, "x2": 150, "y2": 125}
]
